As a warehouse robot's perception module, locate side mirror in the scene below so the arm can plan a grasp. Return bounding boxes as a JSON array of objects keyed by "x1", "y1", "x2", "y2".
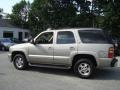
[{"x1": 30, "y1": 39, "x2": 36, "y2": 44}]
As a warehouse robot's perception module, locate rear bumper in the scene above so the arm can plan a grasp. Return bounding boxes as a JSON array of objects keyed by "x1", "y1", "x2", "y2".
[
  {"x1": 96, "y1": 57, "x2": 118, "y2": 68},
  {"x1": 111, "y1": 58, "x2": 118, "y2": 67}
]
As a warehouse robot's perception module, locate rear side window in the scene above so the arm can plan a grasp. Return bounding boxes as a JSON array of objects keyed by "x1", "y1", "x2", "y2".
[
  {"x1": 57, "y1": 31, "x2": 75, "y2": 44},
  {"x1": 78, "y1": 30, "x2": 111, "y2": 44}
]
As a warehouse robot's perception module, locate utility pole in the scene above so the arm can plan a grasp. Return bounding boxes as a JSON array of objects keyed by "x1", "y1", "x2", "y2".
[{"x1": 91, "y1": 0, "x2": 95, "y2": 27}]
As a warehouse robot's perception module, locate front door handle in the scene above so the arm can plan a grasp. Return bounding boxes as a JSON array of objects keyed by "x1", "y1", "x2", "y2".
[{"x1": 48, "y1": 47, "x2": 52, "y2": 50}]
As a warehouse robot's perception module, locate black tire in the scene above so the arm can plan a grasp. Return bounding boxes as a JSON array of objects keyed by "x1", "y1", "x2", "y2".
[
  {"x1": 74, "y1": 58, "x2": 94, "y2": 79},
  {"x1": 13, "y1": 54, "x2": 28, "y2": 70}
]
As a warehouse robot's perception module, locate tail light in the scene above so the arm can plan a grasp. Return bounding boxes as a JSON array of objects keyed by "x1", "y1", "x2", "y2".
[{"x1": 108, "y1": 47, "x2": 114, "y2": 58}]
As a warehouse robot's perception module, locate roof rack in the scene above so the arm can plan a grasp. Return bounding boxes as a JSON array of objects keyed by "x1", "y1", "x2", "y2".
[{"x1": 47, "y1": 28, "x2": 52, "y2": 31}]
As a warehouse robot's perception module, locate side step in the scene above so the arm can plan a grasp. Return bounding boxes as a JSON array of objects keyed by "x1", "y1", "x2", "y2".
[{"x1": 29, "y1": 63, "x2": 71, "y2": 70}]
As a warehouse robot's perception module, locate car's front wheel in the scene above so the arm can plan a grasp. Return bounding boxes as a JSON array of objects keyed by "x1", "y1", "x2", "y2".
[
  {"x1": 13, "y1": 54, "x2": 28, "y2": 70},
  {"x1": 74, "y1": 59, "x2": 94, "y2": 79}
]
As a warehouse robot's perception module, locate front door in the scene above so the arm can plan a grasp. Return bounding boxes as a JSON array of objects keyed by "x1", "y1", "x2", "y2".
[{"x1": 28, "y1": 32, "x2": 54, "y2": 64}]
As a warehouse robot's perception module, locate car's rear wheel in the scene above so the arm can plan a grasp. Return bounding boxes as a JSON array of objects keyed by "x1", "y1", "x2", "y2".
[
  {"x1": 13, "y1": 54, "x2": 28, "y2": 70},
  {"x1": 74, "y1": 58, "x2": 94, "y2": 79}
]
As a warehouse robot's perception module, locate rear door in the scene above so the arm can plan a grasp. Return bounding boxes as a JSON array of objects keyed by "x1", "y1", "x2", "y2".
[{"x1": 54, "y1": 31, "x2": 77, "y2": 65}]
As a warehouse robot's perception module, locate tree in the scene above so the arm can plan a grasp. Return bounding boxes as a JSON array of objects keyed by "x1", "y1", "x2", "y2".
[
  {"x1": 9, "y1": 0, "x2": 30, "y2": 28},
  {"x1": 72, "y1": 0, "x2": 99, "y2": 27},
  {"x1": 9, "y1": 0, "x2": 120, "y2": 37},
  {"x1": 73, "y1": 0, "x2": 91, "y2": 13},
  {"x1": 28, "y1": 0, "x2": 104, "y2": 36},
  {"x1": 28, "y1": 0, "x2": 76, "y2": 36},
  {"x1": 0, "y1": 8, "x2": 3, "y2": 19},
  {"x1": 0, "y1": 8, "x2": 3, "y2": 13},
  {"x1": 97, "y1": 0, "x2": 120, "y2": 37}
]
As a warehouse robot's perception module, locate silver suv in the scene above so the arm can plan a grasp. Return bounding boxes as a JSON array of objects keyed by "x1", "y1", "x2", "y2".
[{"x1": 8, "y1": 28, "x2": 118, "y2": 78}]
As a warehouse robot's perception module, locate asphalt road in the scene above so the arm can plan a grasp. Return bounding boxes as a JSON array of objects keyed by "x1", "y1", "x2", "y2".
[{"x1": 0, "y1": 52, "x2": 120, "y2": 90}]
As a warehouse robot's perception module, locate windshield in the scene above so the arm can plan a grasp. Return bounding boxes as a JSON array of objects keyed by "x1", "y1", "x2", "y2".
[
  {"x1": 0, "y1": 38, "x2": 13, "y2": 43},
  {"x1": 78, "y1": 30, "x2": 112, "y2": 44}
]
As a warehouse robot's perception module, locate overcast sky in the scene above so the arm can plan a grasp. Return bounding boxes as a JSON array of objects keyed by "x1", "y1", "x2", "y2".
[{"x1": 0, "y1": 0, "x2": 33, "y2": 14}]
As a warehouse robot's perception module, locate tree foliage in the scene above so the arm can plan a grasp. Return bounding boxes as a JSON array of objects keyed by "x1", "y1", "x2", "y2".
[
  {"x1": 9, "y1": 0, "x2": 120, "y2": 37},
  {"x1": 100, "y1": 0, "x2": 120, "y2": 37},
  {"x1": 9, "y1": 0, "x2": 30, "y2": 28},
  {"x1": 28, "y1": 0, "x2": 76, "y2": 35},
  {"x1": 0, "y1": 8, "x2": 3, "y2": 19}
]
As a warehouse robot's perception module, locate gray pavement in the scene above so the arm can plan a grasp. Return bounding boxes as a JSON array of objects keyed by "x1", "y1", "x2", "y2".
[{"x1": 0, "y1": 52, "x2": 120, "y2": 90}]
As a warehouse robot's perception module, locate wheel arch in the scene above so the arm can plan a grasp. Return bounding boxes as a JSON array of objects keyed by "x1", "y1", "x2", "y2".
[
  {"x1": 11, "y1": 51, "x2": 27, "y2": 62},
  {"x1": 72, "y1": 54, "x2": 97, "y2": 67}
]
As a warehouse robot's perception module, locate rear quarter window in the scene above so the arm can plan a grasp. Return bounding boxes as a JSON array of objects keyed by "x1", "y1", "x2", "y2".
[{"x1": 78, "y1": 30, "x2": 111, "y2": 44}]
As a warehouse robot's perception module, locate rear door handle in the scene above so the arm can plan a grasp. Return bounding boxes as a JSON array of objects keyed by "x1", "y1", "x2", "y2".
[{"x1": 70, "y1": 47, "x2": 75, "y2": 50}]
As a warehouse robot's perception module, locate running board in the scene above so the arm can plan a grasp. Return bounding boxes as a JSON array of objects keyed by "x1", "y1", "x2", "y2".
[{"x1": 29, "y1": 63, "x2": 71, "y2": 69}]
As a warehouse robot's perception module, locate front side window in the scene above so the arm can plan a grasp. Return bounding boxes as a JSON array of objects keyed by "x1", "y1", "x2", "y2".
[
  {"x1": 78, "y1": 30, "x2": 111, "y2": 44},
  {"x1": 57, "y1": 31, "x2": 75, "y2": 44},
  {"x1": 36, "y1": 32, "x2": 53, "y2": 44}
]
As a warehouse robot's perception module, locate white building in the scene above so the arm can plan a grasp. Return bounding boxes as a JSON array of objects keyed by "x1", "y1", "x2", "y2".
[{"x1": 0, "y1": 19, "x2": 30, "y2": 41}]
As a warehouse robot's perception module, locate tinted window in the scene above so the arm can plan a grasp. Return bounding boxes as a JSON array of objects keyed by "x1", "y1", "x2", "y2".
[
  {"x1": 57, "y1": 31, "x2": 75, "y2": 44},
  {"x1": 36, "y1": 32, "x2": 53, "y2": 44},
  {"x1": 0, "y1": 38, "x2": 12, "y2": 43},
  {"x1": 78, "y1": 30, "x2": 110, "y2": 44},
  {"x1": 25, "y1": 32, "x2": 29, "y2": 38},
  {"x1": 3, "y1": 31, "x2": 13, "y2": 38}
]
